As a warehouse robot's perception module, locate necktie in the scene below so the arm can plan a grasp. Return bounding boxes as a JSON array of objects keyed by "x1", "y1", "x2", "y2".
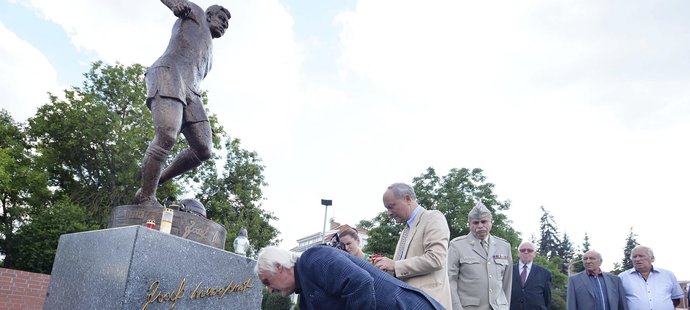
[
  {"x1": 395, "y1": 226, "x2": 410, "y2": 260},
  {"x1": 520, "y1": 265, "x2": 528, "y2": 287},
  {"x1": 481, "y1": 239, "x2": 489, "y2": 254}
]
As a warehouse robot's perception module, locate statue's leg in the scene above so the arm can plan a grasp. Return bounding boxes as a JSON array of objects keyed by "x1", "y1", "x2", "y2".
[
  {"x1": 137, "y1": 97, "x2": 183, "y2": 207},
  {"x1": 157, "y1": 120, "x2": 212, "y2": 185}
]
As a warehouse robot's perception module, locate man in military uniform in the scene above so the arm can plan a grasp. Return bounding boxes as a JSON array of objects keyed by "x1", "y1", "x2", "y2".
[{"x1": 448, "y1": 201, "x2": 513, "y2": 310}]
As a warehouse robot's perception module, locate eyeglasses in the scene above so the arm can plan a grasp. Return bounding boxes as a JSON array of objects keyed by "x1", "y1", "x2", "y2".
[{"x1": 519, "y1": 248, "x2": 534, "y2": 253}]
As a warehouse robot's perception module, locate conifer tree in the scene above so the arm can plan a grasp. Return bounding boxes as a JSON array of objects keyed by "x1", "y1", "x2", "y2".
[
  {"x1": 557, "y1": 232, "x2": 575, "y2": 274},
  {"x1": 570, "y1": 232, "x2": 591, "y2": 274},
  {"x1": 538, "y1": 206, "x2": 560, "y2": 259},
  {"x1": 582, "y1": 232, "x2": 591, "y2": 252},
  {"x1": 621, "y1": 227, "x2": 638, "y2": 271}
]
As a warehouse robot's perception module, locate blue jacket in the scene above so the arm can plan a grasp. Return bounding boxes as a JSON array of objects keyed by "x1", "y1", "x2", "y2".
[{"x1": 295, "y1": 246, "x2": 445, "y2": 310}]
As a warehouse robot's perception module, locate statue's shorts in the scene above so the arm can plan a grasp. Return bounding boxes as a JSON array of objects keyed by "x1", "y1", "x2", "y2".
[{"x1": 145, "y1": 66, "x2": 208, "y2": 124}]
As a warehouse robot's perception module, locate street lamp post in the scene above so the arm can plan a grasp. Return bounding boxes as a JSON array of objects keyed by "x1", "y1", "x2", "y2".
[{"x1": 321, "y1": 199, "x2": 332, "y2": 243}]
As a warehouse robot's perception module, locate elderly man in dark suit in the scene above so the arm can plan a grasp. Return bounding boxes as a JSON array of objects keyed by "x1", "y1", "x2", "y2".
[
  {"x1": 256, "y1": 246, "x2": 445, "y2": 310},
  {"x1": 510, "y1": 241, "x2": 551, "y2": 310},
  {"x1": 567, "y1": 250, "x2": 627, "y2": 310}
]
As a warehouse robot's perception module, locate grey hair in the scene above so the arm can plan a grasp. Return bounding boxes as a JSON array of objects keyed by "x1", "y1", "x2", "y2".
[
  {"x1": 254, "y1": 246, "x2": 300, "y2": 274},
  {"x1": 631, "y1": 245, "x2": 654, "y2": 259},
  {"x1": 518, "y1": 241, "x2": 535, "y2": 251},
  {"x1": 387, "y1": 183, "x2": 416, "y2": 200}
]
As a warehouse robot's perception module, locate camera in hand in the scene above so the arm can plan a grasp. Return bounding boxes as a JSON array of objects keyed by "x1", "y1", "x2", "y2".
[{"x1": 324, "y1": 232, "x2": 347, "y2": 251}]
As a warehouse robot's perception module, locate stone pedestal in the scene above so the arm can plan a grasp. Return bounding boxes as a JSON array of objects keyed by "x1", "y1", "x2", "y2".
[
  {"x1": 109, "y1": 205, "x2": 226, "y2": 249},
  {"x1": 44, "y1": 226, "x2": 262, "y2": 309}
]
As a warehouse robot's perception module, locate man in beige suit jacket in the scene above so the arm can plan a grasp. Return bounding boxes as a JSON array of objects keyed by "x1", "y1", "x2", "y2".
[
  {"x1": 448, "y1": 201, "x2": 513, "y2": 310},
  {"x1": 373, "y1": 183, "x2": 452, "y2": 310}
]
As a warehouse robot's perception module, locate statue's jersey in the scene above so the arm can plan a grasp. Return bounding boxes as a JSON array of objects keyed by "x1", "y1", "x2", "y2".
[{"x1": 146, "y1": 2, "x2": 213, "y2": 105}]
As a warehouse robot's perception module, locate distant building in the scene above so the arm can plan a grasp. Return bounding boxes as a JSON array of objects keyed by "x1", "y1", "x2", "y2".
[
  {"x1": 290, "y1": 218, "x2": 368, "y2": 253},
  {"x1": 680, "y1": 280, "x2": 689, "y2": 309}
]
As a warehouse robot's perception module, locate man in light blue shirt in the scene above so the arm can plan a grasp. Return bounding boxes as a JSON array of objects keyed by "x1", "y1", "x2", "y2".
[{"x1": 619, "y1": 245, "x2": 683, "y2": 310}]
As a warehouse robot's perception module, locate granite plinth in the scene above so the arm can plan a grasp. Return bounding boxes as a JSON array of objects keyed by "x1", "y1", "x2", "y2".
[
  {"x1": 44, "y1": 225, "x2": 262, "y2": 310},
  {"x1": 109, "y1": 204, "x2": 226, "y2": 249}
]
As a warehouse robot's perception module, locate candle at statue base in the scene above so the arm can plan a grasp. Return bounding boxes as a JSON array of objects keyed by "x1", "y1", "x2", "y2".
[
  {"x1": 145, "y1": 220, "x2": 156, "y2": 229},
  {"x1": 160, "y1": 208, "x2": 174, "y2": 234}
]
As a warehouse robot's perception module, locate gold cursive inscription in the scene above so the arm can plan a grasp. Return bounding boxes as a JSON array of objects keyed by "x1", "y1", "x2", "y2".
[
  {"x1": 190, "y1": 278, "x2": 253, "y2": 299},
  {"x1": 141, "y1": 277, "x2": 252, "y2": 308},
  {"x1": 141, "y1": 278, "x2": 186, "y2": 310}
]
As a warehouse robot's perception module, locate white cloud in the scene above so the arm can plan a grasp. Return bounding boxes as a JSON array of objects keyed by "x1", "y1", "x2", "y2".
[
  {"x1": 337, "y1": 0, "x2": 690, "y2": 128},
  {"x1": 17, "y1": 0, "x2": 169, "y2": 65},
  {"x1": 0, "y1": 20, "x2": 61, "y2": 122},
  {"x1": 336, "y1": 0, "x2": 690, "y2": 277}
]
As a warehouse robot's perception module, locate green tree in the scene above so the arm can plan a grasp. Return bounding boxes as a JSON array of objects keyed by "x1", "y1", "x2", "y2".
[
  {"x1": 11, "y1": 200, "x2": 99, "y2": 273},
  {"x1": 582, "y1": 232, "x2": 591, "y2": 252},
  {"x1": 612, "y1": 227, "x2": 638, "y2": 274},
  {"x1": 27, "y1": 62, "x2": 150, "y2": 225},
  {"x1": 196, "y1": 138, "x2": 280, "y2": 255},
  {"x1": 27, "y1": 61, "x2": 224, "y2": 226},
  {"x1": 557, "y1": 232, "x2": 575, "y2": 274},
  {"x1": 538, "y1": 206, "x2": 561, "y2": 260},
  {"x1": 534, "y1": 255, "x2": 567, "y2": 310},
  {"x1": 261, "y1": 288, "x2": 293, "y2": 310},
  {"x1": 360, "y1": 211, "x2": 398, "y2": 257},
  {"x1": 5, "y1": 61, "x2": 277, "y2": 273},
  {"x1": 0, "y1": 110, "x2": 51, "y2": 268},
  {"x1": 413, "y1": 167, "x2": 520, "y2": 247},
  {"x1": 570, "y1": 232, "x2": 591, "y2": 274},
  {"x1": 361, "y1": 167, "x2": 520, "y2": 259}
]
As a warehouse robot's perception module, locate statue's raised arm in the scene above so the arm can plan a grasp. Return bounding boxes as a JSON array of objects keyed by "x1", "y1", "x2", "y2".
[
  {"x1": 135, "y1": 2, "x2": 230, "y2": 208},
  {"x1": 161, "y1": 0, "x2": 191, "y2": 18}
]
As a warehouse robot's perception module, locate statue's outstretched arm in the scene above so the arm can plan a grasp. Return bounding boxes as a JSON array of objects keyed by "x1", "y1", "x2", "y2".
[{"x1": 160, "y1": 0, "x2": 191, "y2": 18}]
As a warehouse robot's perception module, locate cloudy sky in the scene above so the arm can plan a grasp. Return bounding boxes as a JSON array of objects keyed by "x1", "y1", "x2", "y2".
[{"x1": 2, "y1": 0, "x2": 689, "y2": 279}]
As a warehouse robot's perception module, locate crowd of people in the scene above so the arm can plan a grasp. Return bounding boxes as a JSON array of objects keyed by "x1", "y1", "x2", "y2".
[{"x1": 254, "y1": 182, "x2": 686, "y2": 310}]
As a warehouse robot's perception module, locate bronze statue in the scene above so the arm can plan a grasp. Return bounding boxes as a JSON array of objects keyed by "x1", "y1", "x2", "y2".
[{"x1": 136, "y1": 0, "x2": 230, "y2": 208}]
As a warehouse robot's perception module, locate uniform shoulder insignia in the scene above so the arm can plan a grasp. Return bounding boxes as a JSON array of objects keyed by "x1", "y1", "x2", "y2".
[
  {"x1": 450, "y1": 235, "x2": 468, "y2": 243},
  {"x1": 492, "y1": 235, "x2": 509, "y2": 244}
]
